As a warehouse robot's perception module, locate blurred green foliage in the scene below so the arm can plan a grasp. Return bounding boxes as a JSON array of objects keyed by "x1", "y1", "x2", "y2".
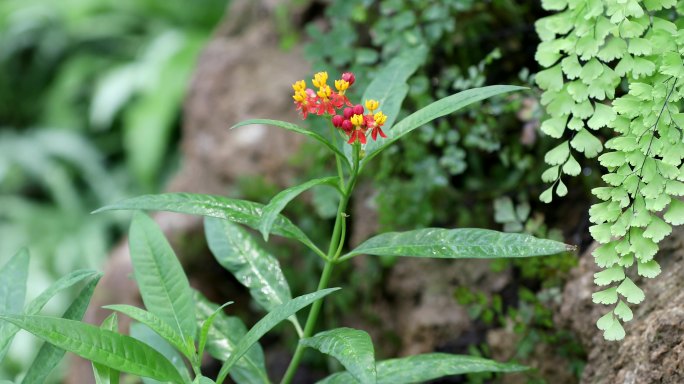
[
  {"x1": 0, "y1": 0, "x2": 228, "y2": 380},
  {"x1": 0, "y1": 0, "x2": 227, "y2": 188}
]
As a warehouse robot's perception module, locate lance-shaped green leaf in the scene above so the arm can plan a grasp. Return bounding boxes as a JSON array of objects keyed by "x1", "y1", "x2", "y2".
[
  {"x1": 361, "y1": 86, "x2": 526, "y2": 168},
  {"x1": 317, "y1": 353, "x2": 527, "y2": 384},
  {"x1": 0, "y1": 248, "x2": 29, "y2": 360},
  {"x1": 2, "y1": 267, "x2": 98, "y2": 360},
  {"x1": 93, "y1": 314, "x2": 121, "y2": 384},
  {"x1": 259, "y1": 176, "x2": 339, "y2": 241},
  {"x1": 216, "y1": 288, "x2": 341, "y2": 384},
  {"x1": 195, "y1": 292, "x2": 269, "y2": 384},
  {"x1": 205, "y1": 217, "x2": 291, "y2": 310},
  {"x1": 342, "y1": 228, "x2": 573, "y2": 260},
  {"x1": 22, "y1": 274, "x2": 102, "y2": 383},
  {"x1": 95, "y1": 193, "x2": 320, "y2": 253},
  {"x1": 349, "y1": 46, "x2": 428, "y2": 164},
  {"x1": 205, "y1": 217, "x2": 302, "y2": 333},
  {"x1": 0, "y1": 315, "x2": 185, "y2": 383},
  {"x1": 130, "y1": 322, "x2": 193, "y2": 384},
  {"x1": 104, "y1": 304, "x2": 194, "y2": 359},
  {"x1": 25, "y1": 269, "x2": 100, "y2": 314},
  {"x1": 231, "y1": 119, "x2": 350, "y2": 168},
  {"x1": 129, "y1": 212, "x2": 196, "y2": 344},
  {"x1": 301, "y1": 328, "x2": 376, "y2": 384},
  {"x1": 197, "y1": 301, "x2": 233, "y2": 363}
]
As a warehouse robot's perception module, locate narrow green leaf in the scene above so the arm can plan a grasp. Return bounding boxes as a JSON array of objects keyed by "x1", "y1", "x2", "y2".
[
  {"x1": 231, "y1": 119, "x2": 350, "y2": 168},
  {"x1": 104, "y1": 304, "x2": 193, "y2": 359},
  {"x1": 342, "y1": 228, "x2": 573, "y2": 260},
  {"x1": 205, "y1": 218, "x2": 293, "y2": 312},
  {"x1": 259, "y1": 177, "x2": 339, "y2": 241},
  {"x1": 0, "y1": 248, "x2": 30, "y2": 360},
  {"x1": 216, "y1": 288, "x2": 341, "y2": 383},
  {"x1": 0, "y1": 315, "x2": 185, "y2": 383},
  {"x1": 93, "y1": 314, "x2": 120, "y2": 384},
  {"x1": 362, "y1": 86, "x2": 526, "y2": 168},
  {"x1": 22, "y1": 274, "x2": 102, "y2": 383},
  {"x1": 354, "y1": 46, "x2": 428, "y2": 163},
  {"x1": 25, "y1": 269, "x2": 100, "y2": 314},
  {"x1": 95, "y1": 193, "x2": 318, "y2": 251},
  {"x1": 317, "y1": 353, "x2": 527, "y2": 384},
  {"x1": 194, "y1": 291, "x2": 269, "y2": 384},
  {"x1": 1, "y1": 268, "x2": 98, "y2": 361},
  {"x1": 301, "y1": 328, "x2": 376, "y2": 384},
  {"x1": 129, "y1": 322, "x2": 193, "y2": 384},
  {"x1": 128, "y1": 212, "x2": 196, "y2": 344},
  {"x1": 197, "y1": 301, "x2": 233, "y2": 362}
]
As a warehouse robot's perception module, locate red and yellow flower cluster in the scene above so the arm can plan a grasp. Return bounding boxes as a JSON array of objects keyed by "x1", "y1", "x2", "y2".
[{"x1": 292, "y1": 71, "x2": 387, "y2": 145}]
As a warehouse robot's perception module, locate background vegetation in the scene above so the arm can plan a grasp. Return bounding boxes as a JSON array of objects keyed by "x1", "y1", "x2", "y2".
[
  {"x1": 0, "y1": 0, "x2": 596, "y2": 382},
  {"x1": 0, "y1": 0, "x2": 227, "y2": 379}
]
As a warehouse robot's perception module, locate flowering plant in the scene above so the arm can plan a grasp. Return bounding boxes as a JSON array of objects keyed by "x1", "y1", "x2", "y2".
[
  {"x1": 0, "y1": 58, "x2": 573, "y2": 384},
  {"x1": 293, "y1": 71, "x2": 387, "y2": 144}
]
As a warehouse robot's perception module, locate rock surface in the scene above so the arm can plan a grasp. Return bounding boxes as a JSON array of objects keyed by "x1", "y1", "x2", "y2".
[{"x1": 557, "y1": 229, "x2": 684, "y2": 383}]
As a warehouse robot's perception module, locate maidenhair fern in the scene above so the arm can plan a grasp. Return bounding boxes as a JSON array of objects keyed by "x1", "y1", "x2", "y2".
[{"x1": 536, "y1": 0, "x2": 684, "y2": 340}]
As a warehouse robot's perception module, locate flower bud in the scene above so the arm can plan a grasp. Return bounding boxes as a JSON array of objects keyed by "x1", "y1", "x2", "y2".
[
  {"x1": 332, "y1": 115, "x2": 344, "y2": 127},
  {"x1": 341, "y1": 72, "x2": 355, "y2": 85},
  {"x1": 343, "y1": 107, "x2": 354, "y2": 119},
  {"x1": 353, "y1": 104, "x2": 364, "y2": 115},
  {"x1": 341, "y1": 119, "x2": 353, "y2": 132}
]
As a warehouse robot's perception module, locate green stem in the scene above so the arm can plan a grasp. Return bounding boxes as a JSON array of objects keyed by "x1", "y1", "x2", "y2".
[
  {"x1": 331, "y1": 123, "x2": 347, "y2": 190},
  {"x1": 280, "y1": 143, "x2": 360, "y2": 384}
]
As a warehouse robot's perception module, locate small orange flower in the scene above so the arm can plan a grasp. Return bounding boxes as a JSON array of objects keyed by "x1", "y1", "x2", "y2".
[
  {"x1": 348, "y1": 114, "x2": 367, "y2": 144},
  {"x1": 335, "y1": 80, "x2": 350, "y2": 94},
  {"x1": 312, "y1": 72, "x2": 328, "y2": 88},
  {"x1": 292, "y1": 80, "x2": 316, "y2": 119},
  {"x1": 365, "y1": 99, "x2": 379, "y2": 113},
  {"x1": 370, "y1": 111, "x2": 388, "y2": 140}
]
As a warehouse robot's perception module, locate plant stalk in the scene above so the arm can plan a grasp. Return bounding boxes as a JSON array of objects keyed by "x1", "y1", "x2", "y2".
[{"x1": 280, "y1": 144, "x2": 360, "y2": 384}]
